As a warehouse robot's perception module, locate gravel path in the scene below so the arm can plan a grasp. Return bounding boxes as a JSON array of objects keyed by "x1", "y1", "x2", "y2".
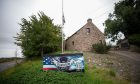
[
  {"x1": 0, "y1": 60, "x2": 23, "y2": 72},
  {"x1": 109, "y1": 51, "x2": 140, "y2": 62}
]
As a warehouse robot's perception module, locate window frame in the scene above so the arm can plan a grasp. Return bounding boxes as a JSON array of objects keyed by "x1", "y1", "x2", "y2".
[{"x1": 86, "y1": 28, "x2": 90, "y2": 34}]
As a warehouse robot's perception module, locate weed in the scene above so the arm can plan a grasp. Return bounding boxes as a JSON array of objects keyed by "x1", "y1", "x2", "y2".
[{"x1": 109, "y1": 69, "x2": 116, "y2": 77}]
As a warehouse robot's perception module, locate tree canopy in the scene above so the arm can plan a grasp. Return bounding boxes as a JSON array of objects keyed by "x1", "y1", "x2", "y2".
[
  {"x1": 104, "y1": 0, "x2": 140, "y2": 44},
  {"x1": 15, "y1": 12, "x2": 62, "y2": 58}
]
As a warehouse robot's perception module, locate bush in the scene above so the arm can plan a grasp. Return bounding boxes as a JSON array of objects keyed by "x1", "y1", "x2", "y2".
[
  {"x1": 128, "y1": 34, "x2": 140, "y2": 47},
  {"x1": 92, "y1": 43, "x2": 111, "y2": 54}
]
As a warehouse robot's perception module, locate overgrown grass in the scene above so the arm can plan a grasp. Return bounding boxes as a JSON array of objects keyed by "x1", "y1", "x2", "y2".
[
  {"x1": 0, "y1": 59, "x2": 129, "y2": 84},
  {"x1": 109, "y1": 69, "x2": 116, "y2": 77}
]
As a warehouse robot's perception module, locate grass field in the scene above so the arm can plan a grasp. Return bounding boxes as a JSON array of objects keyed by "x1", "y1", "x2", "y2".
[{"x1": 0, "y1": 58, "x2": 129, "y2": 84}]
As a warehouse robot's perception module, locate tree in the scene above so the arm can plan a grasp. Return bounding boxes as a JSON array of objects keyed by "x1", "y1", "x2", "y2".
[
  {"x1": 14, "y1": 12, "x2": 62, "y2": 58},
  {"x1": 104, "y1": 0, "x2": 140, "y2": 43}
]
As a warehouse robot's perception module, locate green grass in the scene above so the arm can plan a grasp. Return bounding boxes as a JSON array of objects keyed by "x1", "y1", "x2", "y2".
[
  {"x1": 0, "y1": 59, "x2": 129, "y2": 84},
  {"x1": 52, "y1": 50, "x2": 81, "y2": 54}
]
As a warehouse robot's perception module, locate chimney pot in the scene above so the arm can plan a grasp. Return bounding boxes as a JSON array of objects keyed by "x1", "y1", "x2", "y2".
[{"x1": 87, "y1": 18, "x2": 92, "y2": 23}]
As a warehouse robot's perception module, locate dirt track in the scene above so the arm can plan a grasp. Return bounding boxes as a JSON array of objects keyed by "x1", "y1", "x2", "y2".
[{"x1": 109, "y1": 51, "x2": 140, "y2": 62}]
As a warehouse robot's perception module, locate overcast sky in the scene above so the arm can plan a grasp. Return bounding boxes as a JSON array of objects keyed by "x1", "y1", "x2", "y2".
[{"x1": 0, "y1": 0, "x2": 120, "y2": 58}]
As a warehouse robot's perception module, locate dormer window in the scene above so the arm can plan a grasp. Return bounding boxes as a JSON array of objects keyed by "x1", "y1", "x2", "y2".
[{"x1": 86, "y1": 28, "x2": 90, "y2": 34}]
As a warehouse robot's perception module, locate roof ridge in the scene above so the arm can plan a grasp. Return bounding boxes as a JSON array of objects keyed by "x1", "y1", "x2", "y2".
[{"x1": 66, "y1": 19, "x2": 103, "y2": 41}]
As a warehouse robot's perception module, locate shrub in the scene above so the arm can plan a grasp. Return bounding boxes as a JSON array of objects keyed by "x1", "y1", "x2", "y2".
[
  {"x1": 128, "y1": 34, "x2": 140, "y2": 47},
  {"x1": 92, "y1": 43, "x2": 111, "y2": 54}
]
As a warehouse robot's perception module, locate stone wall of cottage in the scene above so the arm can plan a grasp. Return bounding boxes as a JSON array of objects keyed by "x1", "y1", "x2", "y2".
[{"x1": 66, "y1": 19, "x2": 105, "y2": 51}]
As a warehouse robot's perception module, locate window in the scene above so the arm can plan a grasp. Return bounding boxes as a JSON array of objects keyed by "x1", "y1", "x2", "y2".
[
  {"x1": 86, "y1": 28, "x2": 90, "y2": 34},
  {"x1": 72, "y1": 41, "x2": 74, "y2": 45}
]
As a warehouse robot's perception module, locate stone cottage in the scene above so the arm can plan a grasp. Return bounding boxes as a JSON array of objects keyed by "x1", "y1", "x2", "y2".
[{"x1": 65, "y1": 19, "x2": 105, "y2": 51}]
